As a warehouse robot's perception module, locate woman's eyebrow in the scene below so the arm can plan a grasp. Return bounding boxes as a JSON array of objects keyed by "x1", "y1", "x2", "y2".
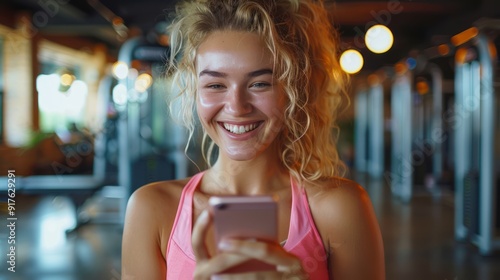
[
  {"x1": 199, "y1": 69, "x2": 227, "y2": 78},
  {"x1": 247, "y1": 68, "x2": 273, "y2": 77},
  {"x1": 198, "y1": 68, "x2": 273, "y2": 78}
]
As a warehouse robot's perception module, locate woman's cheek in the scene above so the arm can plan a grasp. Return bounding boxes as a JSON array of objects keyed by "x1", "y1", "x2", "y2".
[{"x1": 197, "y1": 94, "x2": 221, "y2": 122}]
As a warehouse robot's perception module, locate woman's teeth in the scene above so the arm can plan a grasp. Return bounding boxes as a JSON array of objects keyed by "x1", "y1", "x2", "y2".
[{"x1": 223, "y1": 123, "x2": 258, "y2": 134}]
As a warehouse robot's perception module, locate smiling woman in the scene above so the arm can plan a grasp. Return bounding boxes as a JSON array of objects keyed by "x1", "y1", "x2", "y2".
[
  {"x1": 121, "y1": 1, "x2": 385, "y2": 279},
  {"x1": 196, "y1": 31, "x2": 285, "y2": 162}
]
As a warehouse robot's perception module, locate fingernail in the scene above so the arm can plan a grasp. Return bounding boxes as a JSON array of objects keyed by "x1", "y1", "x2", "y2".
[{"x1": 218, "y1": 239, "x2": 232, "y2": 250}]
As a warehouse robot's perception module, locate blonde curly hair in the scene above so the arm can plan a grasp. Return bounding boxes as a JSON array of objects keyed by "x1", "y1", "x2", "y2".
[{"x1": 167, "y1": 0, "x2": 349, "y2": 185}]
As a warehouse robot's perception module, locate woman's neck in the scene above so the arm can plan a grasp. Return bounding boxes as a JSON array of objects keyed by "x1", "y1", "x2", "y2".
[{"x1": 204, "y1": 152, "x2": 289, "y2": 196}]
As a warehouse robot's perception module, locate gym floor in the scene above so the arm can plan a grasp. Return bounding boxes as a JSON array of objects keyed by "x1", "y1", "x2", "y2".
[{"x1": 1, "y1": 174, "x2": 499, "y2": 280}]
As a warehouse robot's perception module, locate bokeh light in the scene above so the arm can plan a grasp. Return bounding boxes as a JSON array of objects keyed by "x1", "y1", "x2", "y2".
[
  {"x1": 365, "y1": 25, "x2": 394, "y2": 54},
  {"x1": 340, "y1": 49, "x2": 364, "y2": 74},
  {"x1": 112, "y1": 61, "x2": 129, "y2": 80}
]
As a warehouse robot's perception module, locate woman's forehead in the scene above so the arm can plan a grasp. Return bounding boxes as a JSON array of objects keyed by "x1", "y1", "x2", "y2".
[{"x1": 196, "y1": 31, "x2": 274, "y2": 73}]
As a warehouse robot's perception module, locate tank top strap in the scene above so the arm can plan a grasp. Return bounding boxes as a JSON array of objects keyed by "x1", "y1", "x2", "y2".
[
  {"x1": 168, "y1": 172, "x2": 205, "y2": 260},
  {"x1": 284, "y1": 178, "x2": 323, "y2": 251}
]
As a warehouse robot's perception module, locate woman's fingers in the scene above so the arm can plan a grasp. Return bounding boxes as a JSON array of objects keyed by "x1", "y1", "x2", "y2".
[
  {"x1": 276, "y1": 263, "x2": 308, "y2": 280},
  {"x1": 196, "y1": 252, "x2": 252, "y2": 277},
  {"x1": 192, "y1": 210, "x2": 211, "y2": 261},
  {"x1": 211, "y1": 266, "x2": 307, "y2": 280},
  {"x1": 192, "y1": 211, "x2": 253, "y2": 279},
  {"x1": 192, "y1": 213, "x2": 306, "y2": 279},
  {"x1": 218, "y1": 239, "x2": 300, "y2": 267},
  {"x1": 210, "y1": 270, "x2": 282, "y2": 280},
  {"x1": 218, "y1": 239, "x2": 307, "y2": 279}
]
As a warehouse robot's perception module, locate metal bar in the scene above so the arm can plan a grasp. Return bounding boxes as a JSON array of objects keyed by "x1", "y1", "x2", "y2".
[
  {"x1": 454, "y1": 60, "x2": 469, "y2": 240},
  {"x1": 369, "y1": 84, "x2": 384, "y2": 178},
  {"x1": 477, "y1": 33, "x2": 495, "y2": 255}
]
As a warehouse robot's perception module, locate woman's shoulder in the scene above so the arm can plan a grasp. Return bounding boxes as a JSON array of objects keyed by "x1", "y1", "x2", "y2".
[
  {"x1": 125, "y1": 176, "x2": 195, "y2": 223},
  {"x1": 129, "y1": 176, "x2": 192, "y2": 207},
  {"x1": 306, "y1": 177, "x2": 385, "y2": 278},
  {"x1": 306, "y1": 176, "x2": 367, "y2": 205},
  {"x1": 124, "y1": 176, "x2": 196, "y2": 256},
  {"x1": 306, "y1": 176, "x2": 377, "y2": 238}
]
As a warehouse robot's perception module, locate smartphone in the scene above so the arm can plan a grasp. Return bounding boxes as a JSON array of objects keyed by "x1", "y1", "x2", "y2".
[{"x1": 209, "y1": 195, "x2": 278, "y2": 274}]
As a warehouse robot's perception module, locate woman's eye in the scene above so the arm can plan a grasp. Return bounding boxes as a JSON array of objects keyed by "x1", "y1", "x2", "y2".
[
  {"x1": 206, "y1": 84, "x2": 224, "y2": 89},
  {"x1": 251, "y1": 82, "x2": 271, "y2": 88}
]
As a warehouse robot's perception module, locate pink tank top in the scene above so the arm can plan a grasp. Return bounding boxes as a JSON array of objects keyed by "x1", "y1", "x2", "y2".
[{"x1": 166, "y1": 172, "x2": 329, "y2": 279}]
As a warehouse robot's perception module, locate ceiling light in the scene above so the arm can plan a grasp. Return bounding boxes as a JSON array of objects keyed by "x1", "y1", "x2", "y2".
[
  {"x1": 365, "y1": 25, "x2": 394, "y2": 54},
  {"x1": 340, "y1": 49, "x2": 364, "y2": 74}
]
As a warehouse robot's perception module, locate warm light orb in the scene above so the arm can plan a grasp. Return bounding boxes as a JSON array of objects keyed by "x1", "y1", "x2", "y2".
[
  {"x1": 437, "y1": 44, "x2": 450, "y2": 56},
  {"x1": 416, "y1": 80, "x2": 430, "y2": 95},
  {"x1": 451, "y1": 27, "x2": 478, "y2": 46},
  {"x1": 365, "y1": 25, "x2": 394, "y2": 54},
  {"x1": 340, "y1": 49, "x2": 364, "y2": 74},
  {"x1": 60, "y1": 73, "x2": 75, "y2": 87},
  {"x1": 112, "y1": 61, "x2": 129, "y2": 80},
  {"x1": 135, "y1": 73, "x2": 153, "y2": 92}
]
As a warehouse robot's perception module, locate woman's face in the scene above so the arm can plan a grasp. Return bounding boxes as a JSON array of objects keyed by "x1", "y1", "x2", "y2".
[{"x1": 196, "y1": 31, "x2": 286, "y2": 161}]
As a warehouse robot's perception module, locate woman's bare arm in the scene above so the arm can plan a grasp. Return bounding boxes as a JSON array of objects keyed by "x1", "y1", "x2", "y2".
[
  {"x1": 311, "y1": 179, "x2": 385, "y2": 280},
  {"x1": 122, "y1": 185, "x2": 171, "y2": 280}
]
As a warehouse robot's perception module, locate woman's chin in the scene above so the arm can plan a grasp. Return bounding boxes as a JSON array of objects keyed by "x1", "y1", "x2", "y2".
[
  {"x1": 216, "y1": 133, "x2": 279, "y2": 162},
  {"x1": 223, "y1": 147, "x2": 259, "y2": 162}
]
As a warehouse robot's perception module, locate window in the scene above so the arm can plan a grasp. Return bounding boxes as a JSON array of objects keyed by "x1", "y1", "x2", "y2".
[
  {"x1": 37, "y1": 63, "x2": 86, "y2": 133},
  {"x1": 37, "y1": 40, "x2": 93, "y2": 133}
]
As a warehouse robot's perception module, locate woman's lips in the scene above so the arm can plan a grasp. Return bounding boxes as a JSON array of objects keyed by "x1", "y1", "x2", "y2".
[{"x1": 218, "y1": 121, "x2": 263, "y2": 136}]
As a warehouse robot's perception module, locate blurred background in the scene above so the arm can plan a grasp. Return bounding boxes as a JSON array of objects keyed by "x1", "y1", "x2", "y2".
[{"x1": 0, "y1": 0, "x2": 499, "y2": 279}]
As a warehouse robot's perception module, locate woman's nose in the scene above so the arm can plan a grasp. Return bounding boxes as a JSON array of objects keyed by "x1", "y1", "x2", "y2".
[{"x1": 225, "y1": 86, "x2": 252, "y2": 115}]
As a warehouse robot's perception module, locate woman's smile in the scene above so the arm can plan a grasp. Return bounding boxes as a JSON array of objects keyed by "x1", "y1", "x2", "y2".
[{"x1": 220, "y1": 121, "x2": 261, "y2": 135}]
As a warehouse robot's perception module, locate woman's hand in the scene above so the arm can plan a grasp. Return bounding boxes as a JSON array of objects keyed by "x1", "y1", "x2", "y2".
[{"x1": 191, "y1": 210, "x2": 308, "y2": 280}]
